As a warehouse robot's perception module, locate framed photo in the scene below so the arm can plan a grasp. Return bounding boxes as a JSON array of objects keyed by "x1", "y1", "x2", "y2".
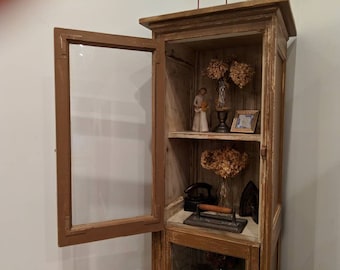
[{"x1": 230, "y1": 110, "x2": 259, "y2": 133}]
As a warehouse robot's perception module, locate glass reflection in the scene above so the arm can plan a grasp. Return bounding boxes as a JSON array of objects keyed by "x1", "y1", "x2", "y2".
[{"x1": 69, "y1": 44, "x2": 152, "y2": 225}]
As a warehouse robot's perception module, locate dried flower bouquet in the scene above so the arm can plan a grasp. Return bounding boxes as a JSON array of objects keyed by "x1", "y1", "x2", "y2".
[
  {"x1": 201, "y1": 147, "x2": 248, "y2": 179},
  {"x1": 201, "y1": 146, "x2": 248, "y2": 208},
  {"x1": 203, "y1": 57, "x2": 255, "y2": 89}
]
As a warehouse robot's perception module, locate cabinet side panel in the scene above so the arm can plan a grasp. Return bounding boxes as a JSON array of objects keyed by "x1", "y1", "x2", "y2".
[
  {"x1": 165, "y1": 43, "x2": 196, "y2": 132},
  {"x1": 261, "y1": 13, "x2": 288, "y2": 270},
  {"x1": 165, "y1": 50, "x2": 195, "y2": 206},
  {"x1": 271, "y1": 52, "x2": 284, "y2": 219}
]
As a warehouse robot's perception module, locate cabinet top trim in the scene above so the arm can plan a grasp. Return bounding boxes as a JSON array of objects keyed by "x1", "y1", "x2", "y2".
[{"x1": 140, "y1": 0, "x2": 296, "y2": 37}]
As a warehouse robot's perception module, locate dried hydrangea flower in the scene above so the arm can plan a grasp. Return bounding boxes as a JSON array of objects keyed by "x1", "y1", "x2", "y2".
[
  {"x1": 204, "y1": 59, "x2": 229, "y2": 80},
  {"x1": 229, "y1": 61, "x2": 255, "y2": 88},
  {"x1": 201, "y1": 147, "x2": 248, "y2": 179}
]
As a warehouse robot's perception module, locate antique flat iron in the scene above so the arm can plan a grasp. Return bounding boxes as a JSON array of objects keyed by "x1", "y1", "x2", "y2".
[
  {"x1": 184, "y1": 204, "x2": 247, "y2": 233},
  {"x1": 239, "y1": 181, "x2": 259, "y2": 224},
  {"x1": 184, "y1": 183, "x2": 216, "y2": 212}
]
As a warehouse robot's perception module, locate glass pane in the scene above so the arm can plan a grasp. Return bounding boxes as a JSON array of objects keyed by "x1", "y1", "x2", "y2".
[
  {"x1": 171, "y1": 244, "x2": 245, "y2": 270},
  {"x1": 69, "y1": 44, "x2": 152, "y2": 225}
]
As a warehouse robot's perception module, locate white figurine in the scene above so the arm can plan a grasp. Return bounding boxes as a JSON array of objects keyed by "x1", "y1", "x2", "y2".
[{"x1": 192, "y1": 87, "x2": 209, "y2": 132}]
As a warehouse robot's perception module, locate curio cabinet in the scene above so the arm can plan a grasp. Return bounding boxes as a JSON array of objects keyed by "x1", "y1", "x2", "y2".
[{"x1": 54, "y1": 1, "x2": 296, "y2": 270}]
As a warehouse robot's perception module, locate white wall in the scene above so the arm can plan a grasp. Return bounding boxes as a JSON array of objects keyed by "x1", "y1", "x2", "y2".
[
  {"x1": 282, "y1": 0, "x2": 340, "y2": 269},
  {"x1": 0, "y1": 0, "x2": 339, "y2": 269},
  {"x1": 0, "y1": 1, "x2": 197, "y2": 269}
]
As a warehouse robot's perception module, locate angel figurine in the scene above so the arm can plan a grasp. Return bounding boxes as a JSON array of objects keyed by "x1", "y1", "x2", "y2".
[{"x1": 192, "y1": 87, "x2": 209, "y2": 132}]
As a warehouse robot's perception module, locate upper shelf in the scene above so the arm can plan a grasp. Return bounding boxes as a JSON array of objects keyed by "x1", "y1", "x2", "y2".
[{"x1": 168, "y1": 131, "x2": 261, "y2": 142}]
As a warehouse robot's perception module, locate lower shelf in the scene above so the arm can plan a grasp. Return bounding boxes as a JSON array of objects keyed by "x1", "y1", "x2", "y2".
[
  {"x1": 165, "y1": 212, "x2": 260, "y2": 270},
  {"x1": 167, "y1": 209, "x2": 259, "y2": 243}
]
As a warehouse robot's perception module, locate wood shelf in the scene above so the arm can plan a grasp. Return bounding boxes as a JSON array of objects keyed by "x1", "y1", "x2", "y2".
[
  {"x1": 167, "y1": 209, "x2": 259, "y2": 244},
  {"x1": 168, "y1": 131, "x2": 261, "y2": 142}
]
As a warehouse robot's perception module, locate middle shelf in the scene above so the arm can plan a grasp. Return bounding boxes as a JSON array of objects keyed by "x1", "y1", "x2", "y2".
[{"x1": 168, "y1": 131, "x2": 261, "y2": 142}]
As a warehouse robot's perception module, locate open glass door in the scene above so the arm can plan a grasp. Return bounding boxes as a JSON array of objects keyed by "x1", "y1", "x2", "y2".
[{"x1": 54, "y1": 28, "x2": 164, "y2": 246}]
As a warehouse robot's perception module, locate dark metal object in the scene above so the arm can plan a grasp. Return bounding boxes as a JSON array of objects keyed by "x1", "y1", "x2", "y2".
[
  {"x1": 214, "y1": 110, "x2": 230, "y2": 133},
  {"x1": 184, "y1": 183, "x2": 216, "y2": 212},
  {"x1": 184, "y1": 210, "x2": 247, "y2": 233},
  {"x1": 239, "y1": 181, "x2": 259, "y2": 224}
]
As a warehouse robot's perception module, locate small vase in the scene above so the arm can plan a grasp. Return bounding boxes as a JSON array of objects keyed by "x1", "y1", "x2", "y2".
[
  {"x1": 216, "y1": 78, "x2": 228, "y2": 110},
  {"x1": 218, "y1": 178, "x2": 233, "y2": 209},
  {"x1": 214, "y1": 79, "x2": 230, "y2": 132},
  {"x1": 217, "y1": 78, "x2": 227, "y2": 109}
]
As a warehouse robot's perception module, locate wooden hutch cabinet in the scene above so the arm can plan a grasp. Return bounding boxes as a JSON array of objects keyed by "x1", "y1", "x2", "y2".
[
  {"x1": 139, "y1": 1, "x2": 296, "y2": 270},
  {"x1": 54, "y1": 1, "x2": 296, "y2": 270}
]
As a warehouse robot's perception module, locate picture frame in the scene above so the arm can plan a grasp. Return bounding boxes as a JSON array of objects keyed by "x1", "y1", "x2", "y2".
[{"x1": 230, "y1": 110, "x2": 260, "y2": 133}]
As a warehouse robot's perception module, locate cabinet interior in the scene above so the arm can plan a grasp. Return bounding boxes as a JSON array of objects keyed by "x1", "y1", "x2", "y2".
[{"x1": 163, "y1": 33, "x2": 264, "y2": 241}]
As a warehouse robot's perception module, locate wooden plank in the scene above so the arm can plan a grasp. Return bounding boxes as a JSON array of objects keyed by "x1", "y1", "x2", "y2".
[
  {"x1": 166, "y1": 226, "x2": 258, "y2": 259},
  {"x1": 140, "y1": 0, "x2": 296, "y2": 36},
  {"x1": 168, "y1": 131, "x2": 261, "y2": 141},
  {"x1": 247, "y1": 245, "x2": 260, "y2": 270},
  {"x1": 55, "y1": 27, "x2": 158, "y2": 51},
  {"x1": 167, "y1": 210, "x2": 259, "y2": 244},
  {"x1": 152, "y1": 231, "x2": 166, "y2": 270}
]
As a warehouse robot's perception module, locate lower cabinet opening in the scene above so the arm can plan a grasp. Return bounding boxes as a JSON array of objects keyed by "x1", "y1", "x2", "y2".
[{"x1": 171, "y1": 243, "x2": 245, "y2": 270}]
